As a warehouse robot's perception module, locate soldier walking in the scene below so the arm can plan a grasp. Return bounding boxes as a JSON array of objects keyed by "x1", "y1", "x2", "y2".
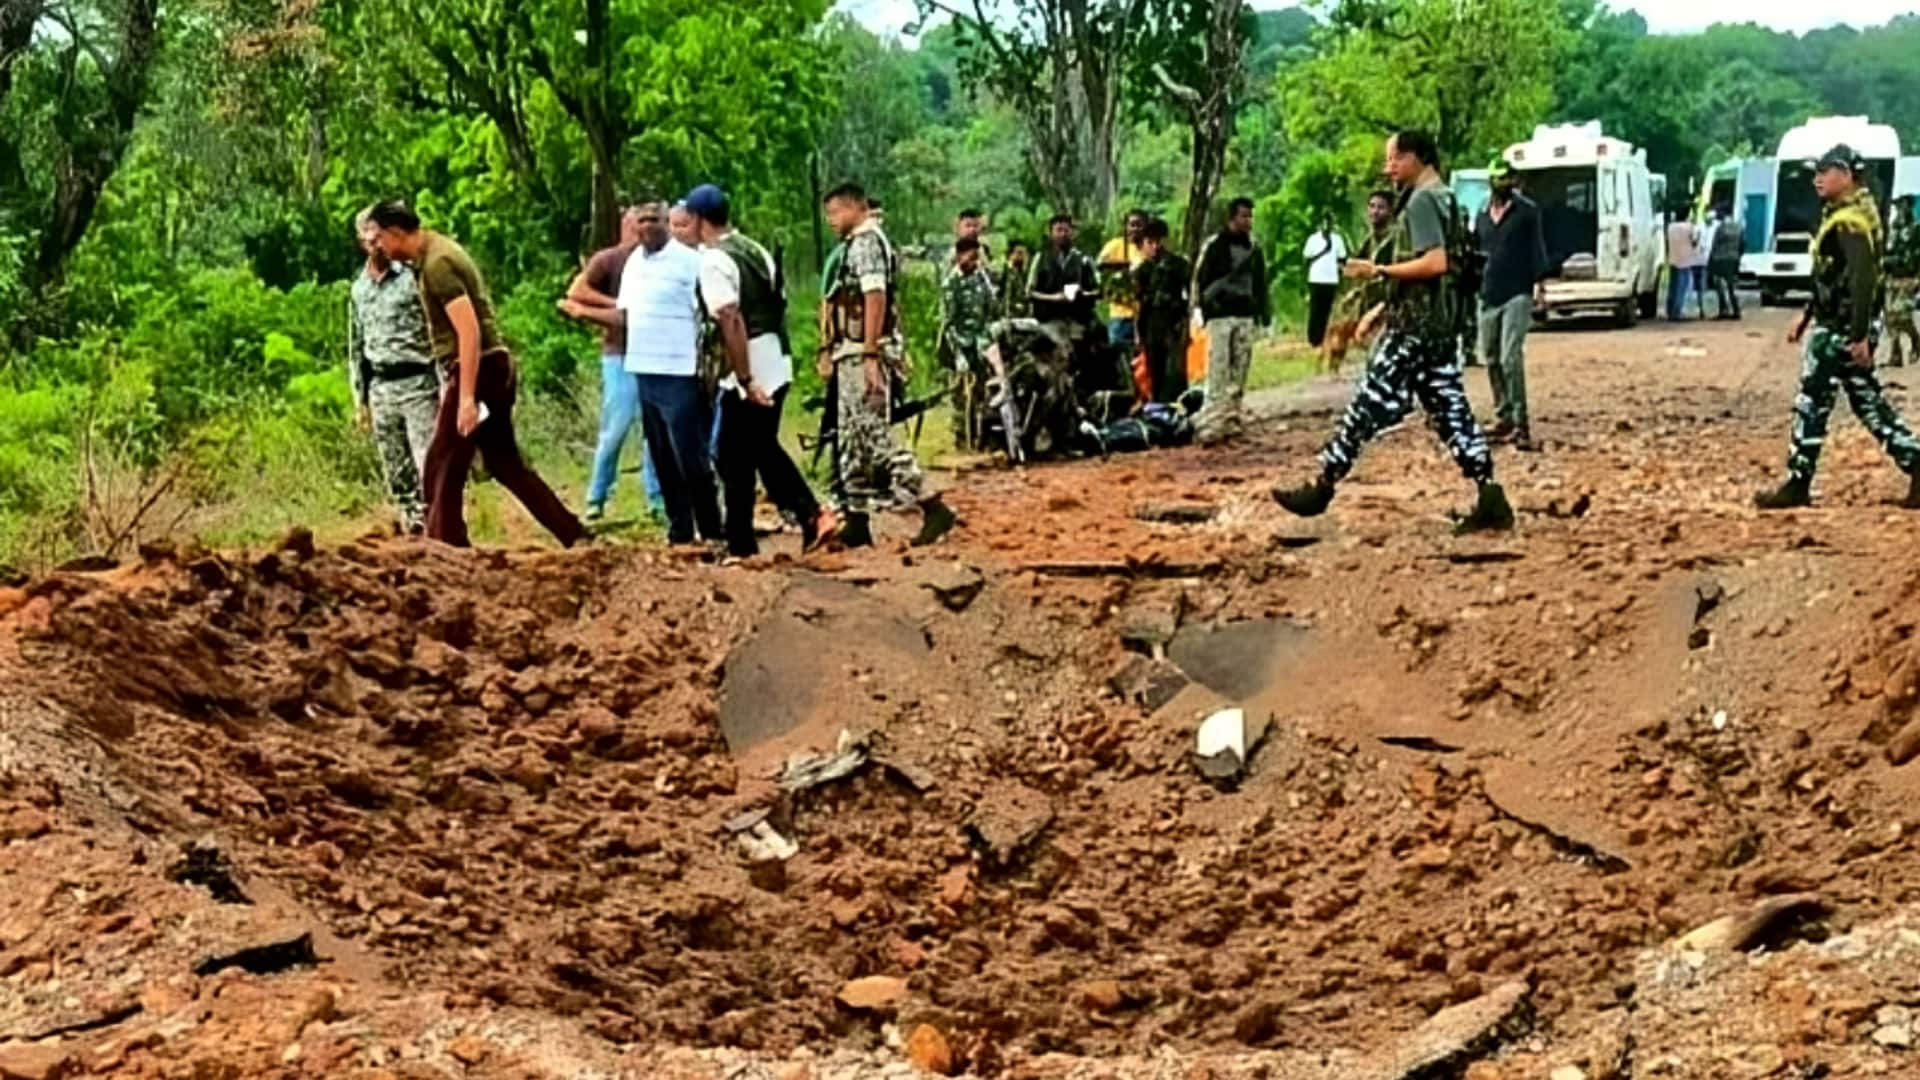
[
  {"x1": 1271, "y1": 131, "x2": 1513, "y2": 533},
  {"x1": 819, "y1": 183, "x2": 957, "y2": 548},
  {"x1": 1754, "y1": 145, "x2": 1920, "y2": 510},
  {"x1": 348, "y1": 207, "x2": 442, "y2": 534}
]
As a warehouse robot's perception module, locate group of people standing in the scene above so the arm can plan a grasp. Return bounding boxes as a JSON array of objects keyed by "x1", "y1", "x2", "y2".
[
  {"x1": 345, "y1": 136, "x2": 1920, "y2": 558},
  {"x1": 1666, "y1": 210, "x2": 1746, "y2": 321},
  {"x1": 347, "y1": 185, "x2": 956, "y2": 557},
  {"x1": 936, "y1": 200, "x2": 1272, "y2": 447}
]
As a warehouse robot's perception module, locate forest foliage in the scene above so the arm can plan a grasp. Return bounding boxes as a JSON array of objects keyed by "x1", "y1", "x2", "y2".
[{"x1": 3, "y1": 0, "x2": 1919, "y2": 565}]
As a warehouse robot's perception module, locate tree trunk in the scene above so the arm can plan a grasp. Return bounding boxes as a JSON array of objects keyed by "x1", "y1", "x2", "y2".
[
  {"x1": 0, "y1": 0, "x2": 44, "y2": 192},
  {"x1": 583, "y1": 0, "x2": 618, "y2": 249},
  {"x1": 1159, "y1": 0, "x2": 1247, "y2": 260},
  {"x1": 26, "y1": 0, "x2": 159, "y2": 294}
]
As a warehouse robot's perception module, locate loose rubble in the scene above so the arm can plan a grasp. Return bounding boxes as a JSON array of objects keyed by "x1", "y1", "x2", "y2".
[{"x1": 4, "y1": 314, "x2": 1920, "y2": 1077}]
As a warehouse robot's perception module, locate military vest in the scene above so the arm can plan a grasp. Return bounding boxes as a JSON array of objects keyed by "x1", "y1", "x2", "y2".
[
  {"x1": 715, "y1": 231, "x2": 788, "y2": 345},
  {"x1": 827, "y1": 223, "x2": 898, "y2": 346},
  {"x1": 1811, "y1": 188, "x2": 1883, "y2": 325}
]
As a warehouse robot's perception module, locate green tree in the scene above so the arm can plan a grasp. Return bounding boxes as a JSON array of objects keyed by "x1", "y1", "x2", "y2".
[
  {"x1": 0, "y1": 0, "x2": 160, "y2": 341},
  {"x1": 912, "y1": 0, "x2": 1153, "y2": 223},
  {"x1": 1285, "y1": 0, "x2": 1569, "y2": 173}
]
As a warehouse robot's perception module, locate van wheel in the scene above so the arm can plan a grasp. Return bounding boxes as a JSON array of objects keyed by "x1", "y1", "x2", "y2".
[
  {"x1": 1760, "y1": 288, "x2": 1782, "y2": 308},
  {"x1": 1637, "y1": 289, "x2": 1658, "y2": 319},
  {"x1": 1615, "y1": 298, "x2": 1638, "y2": 329}
]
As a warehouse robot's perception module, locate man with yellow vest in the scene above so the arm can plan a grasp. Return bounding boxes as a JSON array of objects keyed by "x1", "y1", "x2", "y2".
[{"x1": 1755, "y1": 144, "x2": 1920, "y2": 510}]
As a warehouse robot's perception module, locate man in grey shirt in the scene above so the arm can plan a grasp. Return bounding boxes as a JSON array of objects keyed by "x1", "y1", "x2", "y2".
[
  {"x1": 1274, "y1": 129, "x2": 1512, "y2": 534},
  {"x1": 348, "y1": 207, "x2": 442, "y2": 533}
]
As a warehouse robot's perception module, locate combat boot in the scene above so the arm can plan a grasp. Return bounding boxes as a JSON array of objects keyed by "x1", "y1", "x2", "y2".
[
  {"x1": 1903, "y1": 470, "x2": 1920, "y2": 510},
  {"x1": 1454, "y1": 481, "x2": 1515, "y2": 534},
  {"x1": 838, "y1": 512, "x2": 874, "y2": 548},
  {"x1": 1272, "y1": 476, "x2": 1335, "y2": 518},
  {"x1": 911, "y1": 496, "x2": 957, "y2": 547},
  {"x1": 1753, "y1": 477, "x2": 1812, "y2": 510}
]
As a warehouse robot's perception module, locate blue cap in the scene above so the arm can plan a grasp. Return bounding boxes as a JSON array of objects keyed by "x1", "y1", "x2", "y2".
[{"x1": 684, "y1": 184, "x2": 727, "y2": 221}]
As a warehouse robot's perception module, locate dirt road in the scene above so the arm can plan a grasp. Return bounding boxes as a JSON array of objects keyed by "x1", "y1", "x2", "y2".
[{"x1": 5, "y1": 309, "x2": 1920, "y2": 1079}]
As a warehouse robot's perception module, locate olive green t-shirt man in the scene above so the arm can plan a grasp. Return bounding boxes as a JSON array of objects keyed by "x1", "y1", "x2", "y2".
[{"x1": 415, "y1": 231, "x2": 504, "y2": 361}]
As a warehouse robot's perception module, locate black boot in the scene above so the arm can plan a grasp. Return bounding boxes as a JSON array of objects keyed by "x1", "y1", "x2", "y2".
[
  {"x1": 1272, "y1": 476, "x2": 1335, "y2": 518},
  {"x1": 1454, "y1": 481, "x2": 1515, "y2": 534},
  {"x1": 1754, "y1": 477, "x2": 1812, "y2": 511},
  {"x1": 1903, "y1": 470, "x2": 1920, "y2": 510},
  {"x1": 911, "y1": 496, "x2": 957, "y2": 547},
  {"x1": 839, "y1": 512, "x2": 874, "y2": 548}
]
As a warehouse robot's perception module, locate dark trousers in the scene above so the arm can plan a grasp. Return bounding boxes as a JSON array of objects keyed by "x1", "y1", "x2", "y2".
[
  {"x1": 636, "y1": 373, "x2": 723, "y2": 544},
  {"x1": 423, "y1": 351, "x2": 582, "y2": 548},
  {"x1": 718, "y1": 385, "x2": 820, "y2": 557},
  {"x1": 1142, "y1": 328, "x2": 1188, "y2": 404},
  {"x1": 1709, "y1": 262, "x2": 1741, "y2": 318},
  {"x1": 1307, "y1": 283, "x2": 1338, "y2": 346}
]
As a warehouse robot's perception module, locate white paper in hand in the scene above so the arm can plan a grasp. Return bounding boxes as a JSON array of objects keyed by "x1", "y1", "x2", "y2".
[
  {"x1": 1063, "y1": 283, "x2": 1081, "y2": 302},
  {"x1": 474, "y1": 403, "x2": 491, "y2": 428}
]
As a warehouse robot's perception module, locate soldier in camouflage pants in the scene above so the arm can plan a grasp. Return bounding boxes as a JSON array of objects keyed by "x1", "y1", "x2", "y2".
[
  {"x1": 1318, "y1": 329, "x2": 1492, "y2": 485},
  {"x1": 1272, "y1": 130, "x2": 1513, "y2": 533},
  {"x1": 1783, "y1": 327, "x2": 1920, "y2": 485},
  {"x1": 1757, "y1": 151, "x2": 1920, "y2": 510},
  {"x1": 819, "y1": 184, "x2": 956, "y2": 548},
  {"x1": 350, "y1": 211, "x2": 441, "y2": 532}
]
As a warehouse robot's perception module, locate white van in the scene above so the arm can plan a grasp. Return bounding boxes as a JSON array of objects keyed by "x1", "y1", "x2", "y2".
[
  {"x1": 1751, "y1": 116, "x2": 1920, "y2": 304},
  {"x1": 1501, "y1": 122, "x2": 1662, "y2": 326}
]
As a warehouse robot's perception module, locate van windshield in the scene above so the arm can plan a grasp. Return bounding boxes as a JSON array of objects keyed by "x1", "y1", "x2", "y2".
[
  {"x1": 1517, "y1": 166, "x2": 1598, "y2": 273},
  {"x1": 1773, "y1": 159, "x2": 1895, "y2": 238}
]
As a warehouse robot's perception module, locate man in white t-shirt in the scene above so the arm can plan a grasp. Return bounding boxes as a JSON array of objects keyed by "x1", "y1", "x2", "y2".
[
  {"x1": 1303, "y1": 212, "x2": 1349, "y2": 347},
  {"x1": 683, "y1": 184, "x2": 835, "y2": 558},
  {"x1": 561, "y1": 199, "x2": 721, "y2": 545}
]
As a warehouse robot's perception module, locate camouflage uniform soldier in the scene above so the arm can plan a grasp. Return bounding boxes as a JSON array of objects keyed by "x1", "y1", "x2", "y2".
[
  {"x1": 1001, "y1": 241, "x2": 1034, "y2": 319},
  {"x1": 940, "y1": 235, "x2": 1000, "y2": 448},
  {"x1": 1272, "y1": 130, "x2": 1514, "y2": 534},
  {"x1": 819, "y1": 183, "x2": 957, "y2": 547},
  {"x1": 1883, "y1": 194, "x2": 1918, "y2": 368},
  {"x1": 1756, "y1": 145, "x2": 1920, "y2": 510},
  {"x1": 349, "y1": 208, "x2": 441, "y2": 532}
]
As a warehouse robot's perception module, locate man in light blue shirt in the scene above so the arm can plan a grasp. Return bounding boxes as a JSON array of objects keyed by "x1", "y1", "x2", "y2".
[{"x1": 562, "y1": 200, "x2": 721, "y2": 544}]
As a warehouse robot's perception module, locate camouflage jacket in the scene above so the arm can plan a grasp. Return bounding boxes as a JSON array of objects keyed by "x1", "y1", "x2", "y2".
[
  {"x1": 1810, "y1": 187, "x2": 1882, "y2": 340},
  {"x1": 1885, "y1": 211, "x2": 1919, "y2": 281},
  {"x1": 348, "y1": 262, "x2": 436, "y2": 406},
  {"x1": 1131, "y1": 254, "x2": 1192, "y2": 344},
  {"x1": 940, "y1": 263, "x2": 998, "y2": 361}
]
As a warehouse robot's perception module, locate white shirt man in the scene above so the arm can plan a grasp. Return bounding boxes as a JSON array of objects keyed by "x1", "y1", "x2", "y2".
[
  {"x1": 1304, "y1": 228, "x2": 1349, "y2": 286},
  {"x1": 617, "y1": 238, "x2": 703, "y2": 376}
]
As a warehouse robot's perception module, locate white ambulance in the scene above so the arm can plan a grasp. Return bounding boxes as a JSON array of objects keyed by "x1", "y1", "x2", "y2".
[
  {"x1": 1748, "y1": 116, "x2": 1920, "y2": 305},
  {"x1": 1500, "y1": 121, "x2": 1663, "y2": 326}
]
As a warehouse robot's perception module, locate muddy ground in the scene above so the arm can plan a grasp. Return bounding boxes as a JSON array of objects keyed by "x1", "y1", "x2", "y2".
[{"x1": 5, "y1": 310, "x2": 1920, "y2": 1079}]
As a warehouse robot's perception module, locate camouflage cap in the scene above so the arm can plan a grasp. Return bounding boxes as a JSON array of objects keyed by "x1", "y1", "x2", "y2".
[{"x1": 1813, "y1": 143, "x2": 1865, "y2": 174}]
